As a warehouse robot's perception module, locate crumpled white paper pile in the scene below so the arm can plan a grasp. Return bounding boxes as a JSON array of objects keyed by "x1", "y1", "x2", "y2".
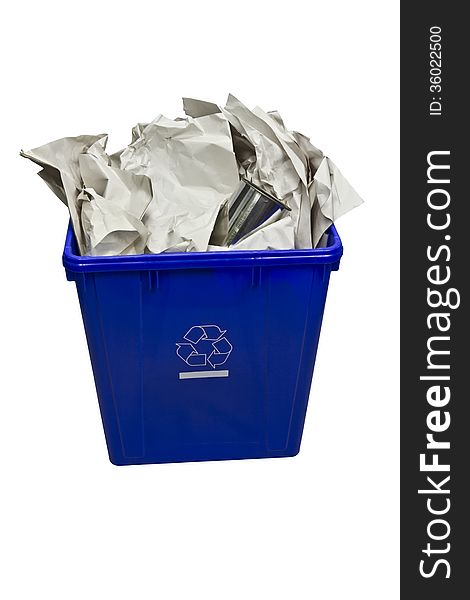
[{"x1": 21, "y1": 95, "x2": 363, "y2": 255}]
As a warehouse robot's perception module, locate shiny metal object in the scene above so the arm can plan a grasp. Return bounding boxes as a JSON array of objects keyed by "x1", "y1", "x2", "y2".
[{"x1": 224, "y1": 178, "x2": 291, "y2": 246}]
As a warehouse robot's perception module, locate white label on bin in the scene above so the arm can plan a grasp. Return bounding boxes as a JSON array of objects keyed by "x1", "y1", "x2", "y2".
[
  {"x1": 179, "y1": 370, "x2": 229, "y2": 380},
  {"x1": 176, "y1": 324, "x2": 232, "y2": 379}
]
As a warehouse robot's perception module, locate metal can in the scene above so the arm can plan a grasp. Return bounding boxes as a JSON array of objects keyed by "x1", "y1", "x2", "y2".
[{"x1": 224, "y1": 178, "x2": 291, "y2": 246}]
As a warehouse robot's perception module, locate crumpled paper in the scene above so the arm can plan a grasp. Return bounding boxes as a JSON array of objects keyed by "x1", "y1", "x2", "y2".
[
  {"x1": 20, "y1": 135, "x2": 153, "y2": 255},
  {"x1": 118, "y1": 113, "x2": 239, "y2": 253},
  {"x1": 21, "y1": 94, "x2": 363, "y2": 255},
  {"x1": 221, "y1": 95, "x2": 362, "y2": 248}
]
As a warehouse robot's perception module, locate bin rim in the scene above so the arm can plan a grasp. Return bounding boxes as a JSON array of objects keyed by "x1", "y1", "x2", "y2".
[{"x1": 62, "y1": 222, "x2": 343, "y2": 274}]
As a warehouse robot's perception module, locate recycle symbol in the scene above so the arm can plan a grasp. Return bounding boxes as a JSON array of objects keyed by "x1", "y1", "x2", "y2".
[{"x1": 176, "y1": 325, "x2": 233, "y2": 369}]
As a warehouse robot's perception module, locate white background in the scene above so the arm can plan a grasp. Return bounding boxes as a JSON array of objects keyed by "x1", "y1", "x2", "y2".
[{"x1": 1, "y1": 1, "x2": 399, "y2": 598}]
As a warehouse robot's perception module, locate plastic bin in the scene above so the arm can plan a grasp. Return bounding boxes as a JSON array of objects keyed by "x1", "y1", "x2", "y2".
[{"x1": 63, "y1": 222, "x2": 343, "y2": 465}]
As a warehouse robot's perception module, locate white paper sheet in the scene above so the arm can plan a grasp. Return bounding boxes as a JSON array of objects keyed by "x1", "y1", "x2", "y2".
[
  {"x1": 20, "y1": 135, "x2": 153, "y2": 255},
  {"x1": 118, "y1": 112, "x2": 240, "y2": 253},
  {"x1": 230, "y1": 211, "x2": 295, "y2": 251},
  {"x1": 21, "y1": 135, "x2": 108, "y2": 254},
  {"x1": 312, "y1": 156, "x2": 364, "y2": 246}
]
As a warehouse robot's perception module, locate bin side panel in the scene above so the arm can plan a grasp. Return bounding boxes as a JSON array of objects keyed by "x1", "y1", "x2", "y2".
[
  {"x1": 74, "y1": 274, "x2": 127, "y2": 462},
  {"x1": 291, "y1": 266, "x2": 332, "y2": 453},
  {"x1": 264, "y1": 266, "x2": 310, "y2": 451},
  {"x1": 88, "y1": 272, "x2": 145, "y2": 459},
  {"x1": 269, "y1": 265, "x2": 331, "y2": 455},
  {"x1": 140, "y1": 267, "x2": 267, "y2": 462}
]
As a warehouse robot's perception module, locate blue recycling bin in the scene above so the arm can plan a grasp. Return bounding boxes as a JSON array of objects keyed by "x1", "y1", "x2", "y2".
[{"x1": 63, "y1": 223, "x2": 343, "y2": 465}]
